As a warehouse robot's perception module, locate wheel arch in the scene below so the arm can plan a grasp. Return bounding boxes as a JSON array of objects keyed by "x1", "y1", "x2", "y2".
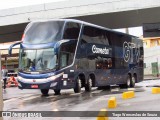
[{"x1": 128, "y1": 73, "x2": 132, "y2": 78}]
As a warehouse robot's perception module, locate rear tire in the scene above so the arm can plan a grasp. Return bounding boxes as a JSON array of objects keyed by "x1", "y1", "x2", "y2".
[
  {"x1": 131, "y1": 75, "x2": 136, "y2": 88},
  {"x1": 74, "y1": 77, "x2": 81, "y2": 93},
  {"x1": 85, "y1": 77, "x2": 92, "y2": 92},
  {"x1": 54, "y1": 89, "x2": 61, "y2": 95},
  {"x1": 120, "y1": 75, "x2": 131, "y2": 88},
  {"x1": 41, "y1": 89, "x2": 49, "y2": 96}
]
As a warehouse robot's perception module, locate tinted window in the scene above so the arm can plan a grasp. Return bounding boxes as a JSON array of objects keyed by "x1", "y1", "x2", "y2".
[
  {"x1": 110, "y1": 32, "x2": 131, "y2": 47},
  {"x1": 23, "y1": 21, "x2": 65, "y2": 44},
  {"x1": 19, "y1": 48, "x2": 57, "y2": 72},
  {"x1": 96, "y1": 57, "x2": 112, "y2": 69},
  {"x1": 81, "y1": 25, "x2": 109, "y2": 45},
  {"x1": 59, "y1": 40, "x2": 77, "y2": 68},
  {"x1": 63, "y1": 22, "x2": 81, "y2": 39}
]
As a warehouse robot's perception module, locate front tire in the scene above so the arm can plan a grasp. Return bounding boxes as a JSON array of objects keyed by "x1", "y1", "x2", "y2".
[
  {"x1": 74, "y1": 77, "x2": 81, "y2": 93},
  {"x1": 85, "y1": 77, "x2": 92, "y2": 92},
  {"x1": 41, "y1": 89, "x2": 49, "y2": 96},
  {"x1": 131, "y1": 75, "x2": 136, "y2": 88},
  {"x1": 54, "y1": 89, "x2": 61, "y2": 95}
]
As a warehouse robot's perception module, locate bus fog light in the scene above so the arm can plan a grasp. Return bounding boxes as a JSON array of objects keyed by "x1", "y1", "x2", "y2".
[{"x1": 50, "y1": 82, "x2": 57, "y2": 87}]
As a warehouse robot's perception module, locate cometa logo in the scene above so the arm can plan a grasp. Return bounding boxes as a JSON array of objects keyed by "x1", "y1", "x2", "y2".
[{"x1": 92, "y1": 45, "x2": 109, "y2": 55}]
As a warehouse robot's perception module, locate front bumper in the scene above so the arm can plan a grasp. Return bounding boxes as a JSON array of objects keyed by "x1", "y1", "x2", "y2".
[{"x1": 18, "y1": 80, "x2": 58, "y2": 89}]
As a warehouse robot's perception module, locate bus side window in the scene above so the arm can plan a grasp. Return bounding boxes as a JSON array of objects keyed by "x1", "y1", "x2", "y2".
[
  {"x1": 96, "y1": 57, "x2": 103, "y2": 69},
  {"x1": 63, "y1": 22, "x2": 80, "y2": 39},
  {"x1": 59, "y1": 41, "x2": 77, "y2": 68},
  {"x1": 81, "y1": 25, "x2": 110, "y2": 45},
  {"x1": 60, "y1": 53, "x2": 68, "y2": 68},
  {"x1": 108, "y1": 58, "x2": 112, "y2": 68},
  {"x1": 103, "y1": 59, "x2": 108, "y2": 69},
  {"x1": 96, "y1": 57, "x2": 112, "y2": 69}
]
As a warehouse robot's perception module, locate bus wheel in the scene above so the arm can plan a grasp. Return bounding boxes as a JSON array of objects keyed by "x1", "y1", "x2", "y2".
[
  {"x1": 74, "y1": 77, "x2": 81, "y2": 93},
  {"x1": 85, "y1": 77, "x2": 92, "y2": 92},
  {"x1": 127, "y1": 75, "x2": 131, "y2": 88},
  {"x1": 54, "y1": 89, "x2": 61, "y2": 95},
  {"x1": 41, "y1": 89, "x2": 49, "y2": 96},
  {"x1": 120, "y1": 75, "x2": 131, "y2": 88},
  {"x1": 131, "y1": 75, "x2": 136, "y2": 88}
]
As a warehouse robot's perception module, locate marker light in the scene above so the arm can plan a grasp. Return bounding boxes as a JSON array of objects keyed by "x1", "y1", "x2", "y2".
[{"x1": 21, "y1": 34, "x2": 25, "y2": 41}]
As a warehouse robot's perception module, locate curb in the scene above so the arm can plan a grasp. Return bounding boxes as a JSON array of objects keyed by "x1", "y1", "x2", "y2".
[{"x1": 144, "y1": 78, "x2": 160, "y2": 80}]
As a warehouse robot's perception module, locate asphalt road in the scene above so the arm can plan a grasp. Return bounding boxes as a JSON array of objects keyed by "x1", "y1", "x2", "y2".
[{"x1": 2, "y1": 80, "x2": 160, "y2": 120}]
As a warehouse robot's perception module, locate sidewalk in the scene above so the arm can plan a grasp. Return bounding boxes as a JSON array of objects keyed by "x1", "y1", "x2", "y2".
[{"x1": 144, "y1": 75, "x2": 160, "y2": 80}]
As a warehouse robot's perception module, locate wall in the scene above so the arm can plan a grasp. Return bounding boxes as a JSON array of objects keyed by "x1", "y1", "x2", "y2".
[
  {"x1": 144, "y1": 46, "x2": 160, "y2": 75},
  {"x1": 143, "y1": 37, "x2": 160, "y2": 48}
]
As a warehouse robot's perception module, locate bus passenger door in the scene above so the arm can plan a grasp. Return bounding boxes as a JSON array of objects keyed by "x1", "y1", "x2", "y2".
[{"x1": 59, "y1": 40, "x2": 77, "y2": 84}]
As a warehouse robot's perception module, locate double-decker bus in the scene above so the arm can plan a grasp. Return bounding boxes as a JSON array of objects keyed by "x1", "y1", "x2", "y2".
[{"x1": 9, "y1": 19, "x2": 143, "y2": 95}]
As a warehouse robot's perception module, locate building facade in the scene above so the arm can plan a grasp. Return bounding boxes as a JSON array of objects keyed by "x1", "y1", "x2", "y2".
[{"x1": 143, "y1": 37, "x2": 160, "y2": 76}]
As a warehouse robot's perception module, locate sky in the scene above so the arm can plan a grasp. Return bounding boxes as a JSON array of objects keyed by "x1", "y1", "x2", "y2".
[{"x1": 114, "y1": 27, "x2": 143, "y2": 37}]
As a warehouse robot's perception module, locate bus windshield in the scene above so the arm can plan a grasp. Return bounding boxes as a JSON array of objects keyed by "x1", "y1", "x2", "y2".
[
  {"x1": 23, "y1": 21, "x2": 65, "y2": 44},
  {"x1": 19, "y1": 48, "x2": 57, "y2": 72}
]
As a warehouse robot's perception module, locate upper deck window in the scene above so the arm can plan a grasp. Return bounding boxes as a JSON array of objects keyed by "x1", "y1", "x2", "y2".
[
  {"x1": 23, "y1": 21, "x2": 65, "y2": 44},
  {"x1": 63, "y1": 22, "x2": 81, "y2": 40},
  {"x1": 81, "y1": 25, "x2": 110, "y2": 45}
]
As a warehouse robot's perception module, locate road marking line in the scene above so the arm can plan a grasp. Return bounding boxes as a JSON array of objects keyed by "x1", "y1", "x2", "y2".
[
  {"x1": 22, "y1": 96, "x2": 40, "y2": 101},
  {"x1": 70, "y1": 93, "x2": 82, "y2": 96},
  {"x1": 128, "y1": 88, "x2": 135, "y2": 91},
  {"x1": 111, "y1": 88, "x2": 120, "y2": 92},
  {"x1": 91, "y1": 90, "x2": 102, "y2": 94},
  {"x1": 4, "y1": 98, "x2": 17, "y2": 103}
]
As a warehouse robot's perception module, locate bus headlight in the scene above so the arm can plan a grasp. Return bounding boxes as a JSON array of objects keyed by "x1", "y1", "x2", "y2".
[
  {"x1": 47, "y1": 72, "x2": 64, "y2": 81},
  {"x1": 50, "y1": 82, "x2": 57, "y2": 87},
  {"x1": 47, "y1": 76, "x2": 56, "y2": 81},
  {"x1": 18, "y1": 76, "x2": 23, "y2": 81}
]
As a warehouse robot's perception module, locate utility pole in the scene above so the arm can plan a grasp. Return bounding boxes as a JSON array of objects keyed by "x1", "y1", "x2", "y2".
[{"x1": 0, "y1": 51, "x2": 3, "y2": 120}]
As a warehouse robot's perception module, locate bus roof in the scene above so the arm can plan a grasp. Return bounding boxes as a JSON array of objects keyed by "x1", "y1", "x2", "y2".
[{"x1": 28, "y1": 19, "x2": 139, "y2": 39}]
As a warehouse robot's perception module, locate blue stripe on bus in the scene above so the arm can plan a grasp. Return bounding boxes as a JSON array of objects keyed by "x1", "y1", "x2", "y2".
[{"x1": 18, "y1": 70, "x2": 63, "y2": 79}]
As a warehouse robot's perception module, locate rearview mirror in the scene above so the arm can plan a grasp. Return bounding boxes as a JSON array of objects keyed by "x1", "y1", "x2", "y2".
[{"x1": 8, "y1": 41, "x2": 22, "y2": 56}]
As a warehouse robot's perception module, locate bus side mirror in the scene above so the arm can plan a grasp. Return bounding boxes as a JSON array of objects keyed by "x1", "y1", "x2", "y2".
[{"x1": 8, "y1": 41, "x2": 22, "y2": 56}]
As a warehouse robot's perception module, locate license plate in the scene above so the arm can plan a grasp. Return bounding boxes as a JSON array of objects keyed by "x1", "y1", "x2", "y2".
[{"x1": 31, "y1": 85, "x2": 38, "y2": 88}]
